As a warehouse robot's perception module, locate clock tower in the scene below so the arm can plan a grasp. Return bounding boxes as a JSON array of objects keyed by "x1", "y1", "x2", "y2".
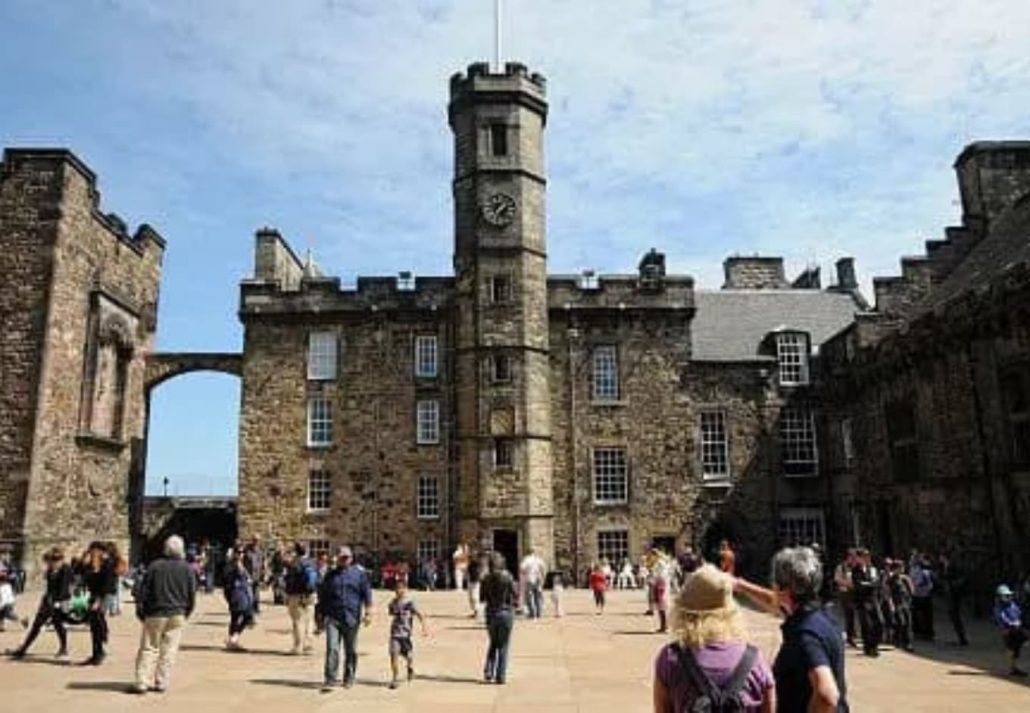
[{"x1": 449, "y1": 61, "x2": 553, "y2": 566}]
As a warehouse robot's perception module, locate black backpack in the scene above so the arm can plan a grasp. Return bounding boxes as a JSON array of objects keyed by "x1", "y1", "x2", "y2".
[{"x1": 674, "y1": 643, "x2": 758, "y2": 713}]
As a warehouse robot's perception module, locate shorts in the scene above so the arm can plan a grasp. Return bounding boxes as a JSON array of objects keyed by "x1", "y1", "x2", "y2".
[
  {"x1": 389, "y1": 637, "x2": 413, "y2": 657},
  {"x1": 1003, "y1": 627, "x2": 1027, "y2": 654}
]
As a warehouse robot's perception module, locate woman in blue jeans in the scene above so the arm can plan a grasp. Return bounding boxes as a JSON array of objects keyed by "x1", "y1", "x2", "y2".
[{"x1": 480, "y1": 552, "x2": 517, "y2": 684}]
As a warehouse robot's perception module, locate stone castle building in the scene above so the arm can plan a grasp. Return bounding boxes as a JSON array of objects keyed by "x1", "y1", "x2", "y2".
[
  {"x1": 235, "y1": 62, "x2": 864, "y2": 577},
  {"x1": 1, "y1": 61, "x2": 1027, "y2": 587}
]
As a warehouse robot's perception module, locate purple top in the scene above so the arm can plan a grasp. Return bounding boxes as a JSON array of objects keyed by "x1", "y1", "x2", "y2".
[{"x1": 655, "y1": 641, "x2": 774, "y2": 713}]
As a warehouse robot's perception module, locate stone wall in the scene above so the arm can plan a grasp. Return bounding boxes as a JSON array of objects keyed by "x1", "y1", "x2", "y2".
[
  {"x1": 0, "y1": 149, "x2": 164, "y2": 575},
  {"x1": 238, "y1": 310, "x2": 452, "y2": 561}
]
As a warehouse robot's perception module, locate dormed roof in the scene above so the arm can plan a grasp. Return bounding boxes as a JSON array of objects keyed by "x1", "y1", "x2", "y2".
[{"x1": 691, "y1": 289, "x2": 862, "y2": 361}]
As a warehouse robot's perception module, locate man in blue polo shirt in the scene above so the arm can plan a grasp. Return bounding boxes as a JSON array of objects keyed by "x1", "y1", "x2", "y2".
[
  {"x1": 735, "y1": 546, "x2": 848, "y2": 713},
  {"x1": 316, "y1": 546, "x2": 372, "y2": 691}
]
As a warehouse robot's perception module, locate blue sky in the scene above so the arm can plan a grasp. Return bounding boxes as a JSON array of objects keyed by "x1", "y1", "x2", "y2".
[{"x1": 2, "y1": 0, "x2": 1029, "y2": 496}]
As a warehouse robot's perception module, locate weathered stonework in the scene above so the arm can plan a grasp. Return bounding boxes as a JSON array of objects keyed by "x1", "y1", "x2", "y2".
[{"x1": 0, "y1": 149, "x2": 164, "y2": 573}]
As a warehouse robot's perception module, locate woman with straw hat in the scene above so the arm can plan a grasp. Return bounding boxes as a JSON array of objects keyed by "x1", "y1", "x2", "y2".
[{"x1": 653, "y1": 564, "x2": 775, "y2": 712}]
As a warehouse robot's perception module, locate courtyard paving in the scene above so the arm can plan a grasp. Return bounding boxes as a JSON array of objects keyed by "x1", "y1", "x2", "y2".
[{"x1": 0, "y1": 587, "x2": 1027, "y2": 712}]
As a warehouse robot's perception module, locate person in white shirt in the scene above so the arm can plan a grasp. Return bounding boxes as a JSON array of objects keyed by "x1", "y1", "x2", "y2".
[
  {"x1": 452, "y1": 543, "x2": 470, "y2": 592},
  {"x1": 519, "y1": 551, "x2": 546, "y2": 619}
]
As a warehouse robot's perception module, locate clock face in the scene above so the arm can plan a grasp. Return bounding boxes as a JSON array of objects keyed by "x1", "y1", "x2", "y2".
[{"x1": 481, "y1": 192, "x2": 517, "y2": 227}]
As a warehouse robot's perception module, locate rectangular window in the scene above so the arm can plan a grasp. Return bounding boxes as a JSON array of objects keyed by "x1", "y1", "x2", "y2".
[
  {"x1": 307, "y1": 332, "x2": 338, "y2": 381},
  {"x1": 494, "y1": 439, "x2": 514, "y2": 469},
  {"x1": 700, "y1": 410, "x2": 729, "y2": 480},
  {"x1": 597, "y1": 530, "x2": 629, "y2": 567},
  {"x1": 840, "y1": 418, "x2": 855, "y2": 469},
  {"x1": 307, "y1": 397, "x2": 333, "y2": 447},
  {"x1": 593, "y1": 447, "x2": 628, "y2": 505},
  {"x1": 414, "y1": 335, "x2": 438, "y2": 378},
  {"x1": 781, "y1": 408, "x2": 818, "y2": 476},
  {"x1": 886, "y1": 396, "x2": 920, "y2": 482},
  {"x1": 776, "y1": 333, "x2": 810, "y2": 386},
  {"x1": 307, "y1": 469, "x2": 331, "y2": 511},
  {"x1": 778, "y1": 507, "x2": 825, "y2": 547},
  {"x1": 417, "y1": 539, "x2": 440, "y2": 563},
  {"x1": 416, "y1": 400, "x2": 440, "y2": 444},
  {"x1": 491, "y1": 275, "x2": 512, "y2": 303},
  {"x1": 1000, "y1": 367, "x2": 1030, "y2": 469},
  {"x1": 417, "y1": 475, "x2": 440, "y2": 520},
  {"x1": 493, "y1": 354, "x2": 512, "y2": 384},
  {"x1": 308, "y1": 539, "x2": 331, "y2": 559},
  {"x1": 592, "y1": 345, "x2": 619, "y2": 401},
  {"x1": 490, "y1": 123, "x2": 508, "y2": 156}
]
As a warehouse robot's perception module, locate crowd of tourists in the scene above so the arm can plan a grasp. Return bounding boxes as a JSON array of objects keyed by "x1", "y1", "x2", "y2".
[{"x1": 3, "y1": 536, "x2": 1030, "y2": 708}]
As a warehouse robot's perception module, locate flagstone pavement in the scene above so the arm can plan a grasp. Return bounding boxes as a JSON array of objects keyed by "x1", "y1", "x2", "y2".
[{"x1": 0, "y1": 587, "x2": 1027, "y2": 712}]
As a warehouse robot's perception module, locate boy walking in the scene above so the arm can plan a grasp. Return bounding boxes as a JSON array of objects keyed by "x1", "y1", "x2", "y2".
[{"x1": 387, "y1": 579, "x2": 428, "y2": 689}]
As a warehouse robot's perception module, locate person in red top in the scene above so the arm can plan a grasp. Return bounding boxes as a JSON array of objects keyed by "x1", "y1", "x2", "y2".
[
  {"x1": 589, "y1": 563, "x2": 608, "y2": 615},
  {"x1": 719, "y1": 541, "x2": 736, "y2": 576}
]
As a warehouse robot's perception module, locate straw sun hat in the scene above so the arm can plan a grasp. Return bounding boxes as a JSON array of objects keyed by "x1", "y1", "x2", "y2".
[{"x1": 672, "y1": 564, "x2": 747, "y2": 648}]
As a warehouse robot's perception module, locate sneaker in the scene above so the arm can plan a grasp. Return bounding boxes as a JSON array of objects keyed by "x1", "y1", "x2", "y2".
[
  {"x1": 6, "y1": 649, "x2": 25, "y2": 660},
  {"x1": 127, "y1": 685, "x2": 147, "y2": 695},
  {"x1": 388, "y1": 680, "x2": 399, "y2": 690},
  {"x1": 1011, "y1": 668, "x2": 1028, "y2": 678},
  {"x1": 342, "y1": 678, "x2": 354, "y2": 689},
  {"x1": 320, "y1": 683, "x2": 335, "y2": 694},
  {"x1": 55, "y1": 650, "x2": 68, "y2": 660}
]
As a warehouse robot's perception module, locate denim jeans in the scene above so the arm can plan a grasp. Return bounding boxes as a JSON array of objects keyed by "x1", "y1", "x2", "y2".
[
  {"x1": 484, "y1": 609, "x2": 514, "y2": 682},
  {"x1": 527, "y1": 583, "x2": 544, "y2": 618},
  {"x1": 324, "y1": 618, "x2": 360, "y2": 685}
]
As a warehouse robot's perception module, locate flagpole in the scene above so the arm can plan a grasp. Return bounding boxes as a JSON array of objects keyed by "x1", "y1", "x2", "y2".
[{"x1": 494, "y1": 0, "x2": 502, "y2": 72}]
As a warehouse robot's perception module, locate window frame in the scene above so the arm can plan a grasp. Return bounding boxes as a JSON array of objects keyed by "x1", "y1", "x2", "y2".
[
  {"x1": 699, "y1": 409, "x2": 730, "y2": 481},
  {"x1": 491, "y1": 274, "x2": 513, "y2": 304},
  {"x1": 493, "y1": 438, "x2": 514, "y2": 470},
  {"x1": 307, "y1": 331, "x2": 338, "y2": 381},
  {"x1": 416, "y1": 475, "x2": 440, "y2": 520},
  {"x1": 592, "y1": 446, "x2": 629, "y2": 505},
  {"x1": 307, "y1": 396, "x2": 333, "y2": 448},
  {"x1": 492, "y1": 353, "x2": 512, "y2": 384},
  {"x1": 307, "y1": 469, "x2": 331, "y2": 513},
  {"x1": 417, "y1": 539, "x2": 441, "y2": 564},
  {"x1": 414, "y1": 335, "x2": 438, "y2": 379},
  {"x1": 777, "y1": 507, "x2": 825, "y2": 548},
  {"x1": 489, "y1": 123, "x2": 508, "y2": 157},
  {"x1": 1000, "y1": 365, "x2": 1030, "y2": 470},
  {"x1": 780, "y1": 407, "x2": 818, "y2": 477},
  {"x1": 416, "y1": 400, "x2": 440, "y2": 445},
  {"x1": 592, "y1": 345, "x2": 620, "y2": 402},
  {"x1": 840, "y1": 418, "x2": 855, "y2": 470},
  {"x1": 308, "y1": 539, "x2": 331, "y2": 559},
  {"x1": 596, "y1": 529, "x2": 630, "y2": 567},
  {"x1": 776, "y1": 332, "x2": 811, "y2": 386}
]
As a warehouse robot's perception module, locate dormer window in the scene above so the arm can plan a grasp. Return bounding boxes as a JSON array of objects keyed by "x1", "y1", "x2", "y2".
[{"x1": 776, "y1": 332, "x2": 810, "y2": 386}]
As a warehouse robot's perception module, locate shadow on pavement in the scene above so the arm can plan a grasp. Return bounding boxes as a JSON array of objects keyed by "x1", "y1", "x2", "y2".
[
  {"x1": 66, "y1": 681, "x2": 132, "y2": 693},
  {"x1": 250, "y1": 678, "x2": 323, "y2": 690},
  {"x1": 179, "y1": 644, "x2": 295, "y2": 657},
  {"x1": 416, "y1": 673, "x2": 485, "y2": 685}
]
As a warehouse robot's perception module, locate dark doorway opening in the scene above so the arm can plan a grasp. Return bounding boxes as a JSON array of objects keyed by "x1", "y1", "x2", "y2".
[
  {"x1": 492, "y1": 529, "x2": 519, "y2": 576},
  {"x1": 652, "y1": 536, "x2": 676, "y2": 556}
]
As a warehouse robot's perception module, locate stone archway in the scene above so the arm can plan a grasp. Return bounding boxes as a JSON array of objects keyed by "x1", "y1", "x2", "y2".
[{"x1": 131, "y1": 353, "x2": 242, "y2": 559}]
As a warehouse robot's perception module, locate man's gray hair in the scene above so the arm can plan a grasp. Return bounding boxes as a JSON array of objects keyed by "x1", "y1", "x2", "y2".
[
  {"x1": 164, "y1": 535, "x2": 186, "y2": 560},
  {"x1": 771, "y1": 546, "x2": 822, "y2": 603}
]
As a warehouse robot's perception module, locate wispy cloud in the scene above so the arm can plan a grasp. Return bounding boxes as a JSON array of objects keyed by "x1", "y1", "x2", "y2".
[{"x1": 4, "y1": 0, "x2": 1029, "y2": 491}]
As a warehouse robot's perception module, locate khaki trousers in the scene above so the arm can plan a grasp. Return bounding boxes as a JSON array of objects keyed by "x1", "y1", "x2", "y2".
[
  {"x1": 287, "y1": 594, "x2": 313, "y2": 651},
  {"x1": 134, "y1": 615, "x2": 186, "y2": 690}
]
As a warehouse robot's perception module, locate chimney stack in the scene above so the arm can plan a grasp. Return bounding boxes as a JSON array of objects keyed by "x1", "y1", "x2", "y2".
[{"x1": 835, "y1": 257, "x2": 857, "y2": 290}]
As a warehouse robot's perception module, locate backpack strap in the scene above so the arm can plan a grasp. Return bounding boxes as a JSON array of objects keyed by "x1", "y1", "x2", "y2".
[
  {"x1": 721, "y1": 645, "x2": 758, "y2": 701},
  {"x1": 673, "y1": 644, "x2": 718, "y2": 702}
]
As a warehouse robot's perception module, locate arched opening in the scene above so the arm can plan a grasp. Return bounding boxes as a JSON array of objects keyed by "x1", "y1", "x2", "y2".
[{"x1": 141, "y1": 369, "x2": 240, "y2": 561}]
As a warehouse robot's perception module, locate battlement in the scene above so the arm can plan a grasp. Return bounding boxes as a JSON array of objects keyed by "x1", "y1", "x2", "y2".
[
  {"x1": 547, "y1": 273, "x2": 694, "y2": 313},
  {"x1": 1, "y1": 147, "x2": 166, "y2": 255},
  {"x1": 448, "y1": 61, "x2": 548, "y2": 123}
]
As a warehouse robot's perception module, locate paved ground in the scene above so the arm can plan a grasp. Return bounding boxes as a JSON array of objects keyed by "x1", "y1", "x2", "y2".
[{"x1": 0, "y1": 587, "x2": 1027, "y2": 711}]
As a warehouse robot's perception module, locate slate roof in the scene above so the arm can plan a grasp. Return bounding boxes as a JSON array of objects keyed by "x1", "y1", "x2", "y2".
[
  {"x1": 916, "y1": 196, "x2": 1030, "y2": 316},
  {"x1": 691, "y1": 289, "x2": 863, "y2": 361}
]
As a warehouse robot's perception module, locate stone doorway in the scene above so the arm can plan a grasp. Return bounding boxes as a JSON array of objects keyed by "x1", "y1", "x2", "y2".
[{"x1": 492, "y1": 528, "x2": 519, "y2": 576}]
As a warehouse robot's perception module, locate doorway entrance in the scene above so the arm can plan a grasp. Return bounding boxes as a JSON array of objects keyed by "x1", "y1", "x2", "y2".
[
  {"x1": 492, "y1": 529, "x2": 519, "y2": 576},
  {"x1": 651, "y1": 536, "x2": 676, "y2": 556}
]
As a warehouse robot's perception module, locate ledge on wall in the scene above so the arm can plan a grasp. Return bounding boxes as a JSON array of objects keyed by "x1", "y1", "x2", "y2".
[{"x1": 75, "y1": 432, "x2": 126, "y2": 452}]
